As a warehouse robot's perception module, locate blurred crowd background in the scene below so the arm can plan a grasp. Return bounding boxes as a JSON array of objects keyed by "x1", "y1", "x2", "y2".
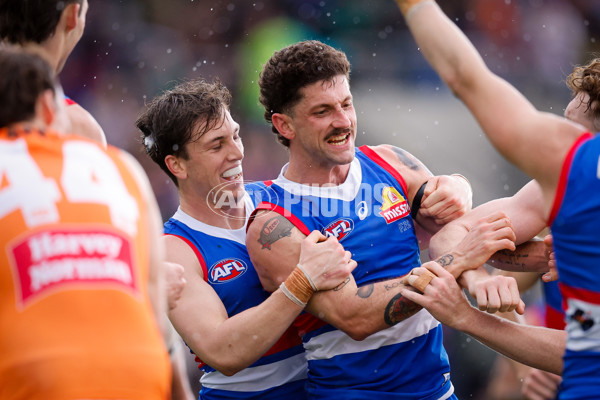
[{"x1": 61, "y1": 0, "x2": 600, "y2": 398}]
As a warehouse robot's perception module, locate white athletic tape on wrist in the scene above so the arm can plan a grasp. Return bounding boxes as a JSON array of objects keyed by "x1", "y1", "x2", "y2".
[{"x1": 279, "y1": 282, "x2": 306, "y2": 308}]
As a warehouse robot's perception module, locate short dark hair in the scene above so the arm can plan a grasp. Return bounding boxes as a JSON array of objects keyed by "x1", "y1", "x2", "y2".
[
  {"x1": 258, "y1": 40, "x2": 351, "y2": 147},
  {"x1": 0, "y1": 0, "x2": 83, "y2": 44},
  {"x1": 136, "y1": 79, "x2": 232, "y2": 186},
  {"x1": 567, "y1": 57, "x2": 600, "y2": 123},
  {"x1": 0, "y1": 46, "x2": 57, "y2": 127}
]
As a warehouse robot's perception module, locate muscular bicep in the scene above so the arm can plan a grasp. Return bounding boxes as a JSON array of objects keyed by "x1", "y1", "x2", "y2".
[{"x1": 246, "y1": 210, "x2": 306, "y2": 292}]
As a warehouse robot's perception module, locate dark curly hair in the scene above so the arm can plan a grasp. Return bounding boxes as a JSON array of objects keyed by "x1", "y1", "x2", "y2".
[
  {"x1": 135, "y1": 79, "x2": 232, "y2": 186},
  {"x1": 0, "y1": 0, "x2": 83, "y2": 45},
  {"x1": 566, "y1": 57, "x2": 600, "y2": 126},
  {"x1": 0, "y1": 46, "x2": 57, "y2": 127},
  {"x1": 258, "y1": 40, "x2": 350, "y2": 147}
]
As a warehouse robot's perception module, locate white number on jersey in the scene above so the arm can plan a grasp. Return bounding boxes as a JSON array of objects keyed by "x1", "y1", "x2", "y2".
[
  {"x1": 0, "y1": 138, "x2": 139, "y2": 234},
  {"x1": 0, "y1": 139, "x2": 61, "y2": 226},
  {"x1": 62, "y1": 141, "x2": 139, "y2": 235}
]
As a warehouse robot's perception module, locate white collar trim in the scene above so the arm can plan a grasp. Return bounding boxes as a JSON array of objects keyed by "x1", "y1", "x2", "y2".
[
  {"x1": 171, "y1": 193, "x2": 254, "y2": 245},
  {"x1": 272, "y1": 157, "x2": 363, "y2": 201}
]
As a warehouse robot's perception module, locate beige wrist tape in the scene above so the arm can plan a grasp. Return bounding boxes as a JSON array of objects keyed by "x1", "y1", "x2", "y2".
[
  {"x1": 280, "y1": 266, "x2": 315, "y2": 307},
  {"x1": 296, "y1": 263, "x2": 318, "y2": 291}
]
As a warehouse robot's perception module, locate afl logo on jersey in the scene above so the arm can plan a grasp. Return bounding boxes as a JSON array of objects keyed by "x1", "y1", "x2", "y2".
[
  {"x1": 209, "y1": 259, "x2": 247, "y2": 284},
  {"x1": 379, "y1": 186, "x2": 410, "y2": 224},
  {"x1": 323, "y1": 218, "x2": 354, "y2": 241}
]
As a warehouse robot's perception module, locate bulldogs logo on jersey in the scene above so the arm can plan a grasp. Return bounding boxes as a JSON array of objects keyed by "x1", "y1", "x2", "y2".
[
  {"x1": 209, "y1": 258, "x2": 247, "y2": 284},
  {"x1": 322, "y1": 218, "x2": 354, "y2": 241},
  {"x1": 379, "y1": 186, "x2": 410, "y2": 224}
]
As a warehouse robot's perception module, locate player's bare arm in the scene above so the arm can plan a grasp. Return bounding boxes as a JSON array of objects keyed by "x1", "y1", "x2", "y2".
[
  {"x1": 247, "y1": 207, "x2": 515, "y2": 339},
  {"x1": 395, "y1": 0, "x2": 584, "y2": 207},
  {"x1": 167, "y1": 229, "x2": 354, "y2": 376},
  {"x1": 430, "y1": 180, "x2": 550, "y2": 272},
  {"x1": 247, "y1": 209, "x2": 423, "y2": 339},
  {"x1": 401, "y1": 261, "x2": 565, "y2": 375}
]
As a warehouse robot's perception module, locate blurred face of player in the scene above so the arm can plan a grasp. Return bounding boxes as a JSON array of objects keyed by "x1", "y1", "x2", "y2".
[
  {"x1": 564, "y1": 91, "x2": 598, "y2": 132},
  {"x1": 181, "y1": 108, "x2": 244, "y2": 208},
  {"x1": 286, "y1": 75, "x2": 357, "y2": 171}
]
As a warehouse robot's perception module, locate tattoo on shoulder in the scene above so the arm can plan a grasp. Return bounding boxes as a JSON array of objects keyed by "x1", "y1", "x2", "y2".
[
  {"x1": 258, "y1": 215, "x2": 293, "y2": 250},
  {"x1": 436, "y1": 254, "x2": 454, "y2": 267},
  {"x1": 356, "y1": 284, "x2": 374, "y2": 298},
  {"x1": 384, "y1": 292, "x2": 422, "y2": 326},
  {"x1": 334, "y1": 277, "x2": 351, "y2": 291},
  {"x1": 391, "y1": 147, "x2": 421, "y2": 171}
]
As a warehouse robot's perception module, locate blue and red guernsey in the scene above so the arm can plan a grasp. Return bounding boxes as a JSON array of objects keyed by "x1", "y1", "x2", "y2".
[
  {"x1": 164, "y1": 195, "x2": 306, "y2": 400},
  {"x1": 247, "y1": 146, "x2": 455, "y2": 399},
  {"x1": 542, "y1": 280, "x2": 565, "y2": 330},
  {"x1": 549, "y1": 132, "x2": 600, "y2": 399}
]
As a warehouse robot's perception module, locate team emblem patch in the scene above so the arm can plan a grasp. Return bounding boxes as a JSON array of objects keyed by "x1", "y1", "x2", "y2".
[
  {"x1": 379, "y1": 186, "x2": 410, "y2": 224},
  {"x1": 209, "y1": 258, "x2": 247, "y2": 284},
  {"x1": 322, "y1": 218, "x2": 354, "y2": 241}
]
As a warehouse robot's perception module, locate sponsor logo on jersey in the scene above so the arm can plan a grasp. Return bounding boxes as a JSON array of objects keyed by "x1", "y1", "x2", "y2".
[
  {"x1": 571, "y1": 308, "x2": 595, "y2": 331},
  {"x1": 356, "y1": 201, "x2": 369, "y2": 220},
  {"x1": 8, "y1": 228, "x2": 137, "y2": 309},
  {"x1": 322, "y1": 218, "x2": 354, "y2": 241},
  {"x1": 209, "y1": 258, "x2": 247, "y2": 284},
  {"x1": 379, "y1": 186, "x2": 410, "y2": 224}
]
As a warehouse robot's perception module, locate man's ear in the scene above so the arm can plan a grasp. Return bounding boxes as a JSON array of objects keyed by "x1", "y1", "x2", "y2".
[
  {"x1": 63, "y1": 3, "x2": 81, "y2": 31},
  {"x1": 36, "y1": 89, "x2": 57, "y2": 126},
  {"x1": 271, "y1": 113, "x2": 295, "y2": 142},
  {"x1": 165, "y1": 154, "x2": 187, "y2": 181}
]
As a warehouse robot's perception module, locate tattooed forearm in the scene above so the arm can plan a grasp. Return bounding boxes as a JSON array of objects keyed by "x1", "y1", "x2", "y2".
[
  {"x1": 356, "y1": 284, "x2": 374, "y2": 298},
  {"x1": 384, "y1": 280, "x2": 402, "y2": 291},
  {"x1": 334, "y1": 277, "x2": 351, "y2": 291},
  {"x1": 383, "y1": 292, "x2": 422, "y2": 326},
  {"x1": 489, "y1": 249, "x2": 529, "y2": 271},
  {"x1": 436, "y1": 254, "x2": 454, "y2": 267},
  {"x1": 391, "y1": 147, "x2": 421, "y2": 171},
  {"x1": 258, "y1": 215, "x2": 293, "y2": 250}
]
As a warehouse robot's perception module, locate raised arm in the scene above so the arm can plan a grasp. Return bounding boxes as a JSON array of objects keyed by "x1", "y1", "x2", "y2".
[
  {"x1": 246, "y1": 208, "x2": 515, "y2": 341},
  {"x1": 394, "y1": 0, "x2": 586, "y2": 206},
  {"x1": 166, "y1": 231, "x2": 354, "y2": 376}
]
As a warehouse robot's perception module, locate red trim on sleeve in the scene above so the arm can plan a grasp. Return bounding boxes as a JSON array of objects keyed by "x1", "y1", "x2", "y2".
[
  {"x1": 548, "y1": 132, "x2": 593, "y2": 225},
  {"x1": 247, "y1": 202, "x2": 311, "y2": 236},
  {"x1": 263, "y1": 180, "x2": 273, "y2": 186},
  {"x1": 358, "y1": 145, "x2": 409, "y2": 197},
  {"x1": 164, "y1": 233, "x2": 209, "y2": 282},
  {"x1": 64, "y1": 98, "x2": 77, "y2": 106},
  {"x1": 560, "y1": 282, "x2": 600, "y2": 305}
]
